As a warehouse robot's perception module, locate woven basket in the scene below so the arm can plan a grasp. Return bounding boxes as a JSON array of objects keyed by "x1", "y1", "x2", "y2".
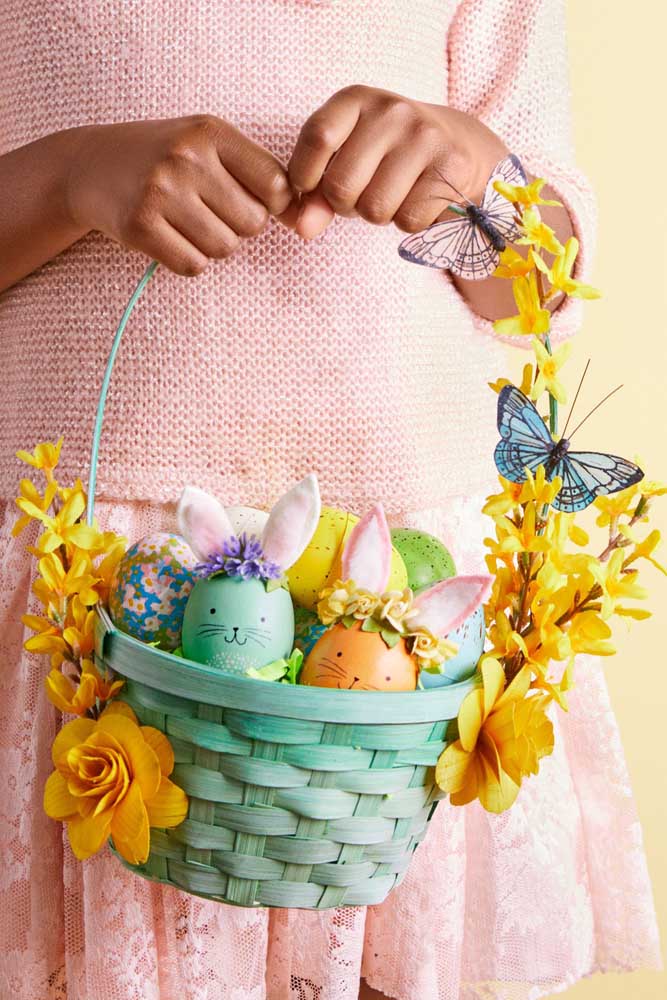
[{"x1": 90, "y1": 263, "x2": 479, "y2": 909}]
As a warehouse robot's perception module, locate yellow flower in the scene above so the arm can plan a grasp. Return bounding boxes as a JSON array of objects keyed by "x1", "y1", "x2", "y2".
[
  {"x1": 37, "y1": 550, "x2": 101, "y2": 608},
  {"x1": 623, "y1": 528, "x2": 667, "y2": 576},
  {"x1": 487, "y1": 610, "x2": 528, "y2": 660},
  {"x1": 530, "y1": 338, "x2": 571, "y2": 405},
  {"x1": 62, "y1": 595, "x2": 96, "y2": 660},
  {"x1": 16, "y1": 438, "x2": 63, "y2": 480},
  {"x1": 640, "y1": 480, "x2": 667, "y2": 499},
  {"x1": 483, "y1": 477, "x2": 525, "y2": 519},
  {"x1": 589, "y1": 549, "x2": 648, "y2": 619},
  {"x1": 12, "y1": 478, "x2": 58, "y2": 537},
  {"x1": 44, "y1": 666, "x2": 99, "y2": 715},
  {"x1": 23, "y1": 617, "x2": 69, "y2": 666},
  {"x1": 495, "y1": 505, "x2": 551, "y2": 555},
  {"x1": 594, "y1": 485, "x2": 640, "y2": 527},
  {"x1": 378, "y1": 588, "x2": 419, "y2": 632},
  {"x1": 410, "y1": 627, "x2": 458, "y2": 673},
  {"x1": 317, "y1": 579, "x2": 359, "y2": 625},
  {"x1": 567, "y1": 611, "x2": 615, "y2": 656},
  {"x1": 43, "y1": 700, "x2": 188, "y2": 863},
  {"x1": 18, "y1": 484, "x2": 99, "y2": 554},
  {"x1": 493, "y1": 176, "x2": 562, "y2": 209},
  {"x1": 488, "y1": 363, "x2": 533, "y2": 398},
  {"x1": 519, "y1": 465, "x2": 563, "y2": 507},
  {"x1": 493, "y1": 247, "x2": 535, "y2": 279},
  {"x1": 435, "y1": 658, "x2": 554, "y2": 813},
  {"x1": 536, "y1": 237, "x2": 601, "y2": 301},
  {"x1": 516, "y1": 207, "x2": 564, "y2": 255},
  {"x1": 493, "y1": 273, "x2": 551, "y2": 338}
]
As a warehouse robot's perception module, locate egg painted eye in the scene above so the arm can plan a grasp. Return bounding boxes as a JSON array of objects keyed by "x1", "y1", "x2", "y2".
[
  {"x1": 336, "y1": 651, "x2": 343, "y2": 658},
  {"x1": 210, "y1": 608, "x2": 216, "y2": 615},
  {"x1": 260, "y1": 616, "x2": 266, "y2": 623},
  {"x1": 385, "y1": 676, "x2": 391, "y2": 682}
]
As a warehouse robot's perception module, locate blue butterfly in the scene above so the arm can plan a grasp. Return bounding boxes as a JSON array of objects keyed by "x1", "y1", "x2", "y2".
[{"x1": 495, "y1": 385, "x2": 644, "y2": 512}]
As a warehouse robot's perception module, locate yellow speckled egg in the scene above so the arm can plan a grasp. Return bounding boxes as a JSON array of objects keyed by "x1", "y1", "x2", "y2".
[{"x1": 286, "y1": 506, "x2": 407, "y2": 610}]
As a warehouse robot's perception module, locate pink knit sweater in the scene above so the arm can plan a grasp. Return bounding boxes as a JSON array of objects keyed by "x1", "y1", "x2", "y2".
[{"x1": 0, "y1": 0, "x2": 595, "y2": 512}]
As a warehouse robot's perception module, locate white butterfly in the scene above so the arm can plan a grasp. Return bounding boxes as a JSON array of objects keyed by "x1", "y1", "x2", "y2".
[{"x1": 398, "y1": 155, "x2": 526, "y2": 281}]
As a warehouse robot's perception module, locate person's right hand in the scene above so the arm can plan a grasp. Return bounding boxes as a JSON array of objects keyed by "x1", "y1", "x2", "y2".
[{"x1": 66, "y1": 115, "x2": 295, "y2": 275}]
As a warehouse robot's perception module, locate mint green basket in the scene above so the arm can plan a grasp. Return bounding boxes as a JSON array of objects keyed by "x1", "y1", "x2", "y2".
[{"x1": 89, "y1": 263, "x2": 478, "y2": 910}]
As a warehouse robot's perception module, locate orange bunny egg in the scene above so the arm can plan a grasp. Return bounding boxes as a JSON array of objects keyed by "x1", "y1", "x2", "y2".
[{"x1": 300, "y1": 622, "x2": 418, "y2": 691}]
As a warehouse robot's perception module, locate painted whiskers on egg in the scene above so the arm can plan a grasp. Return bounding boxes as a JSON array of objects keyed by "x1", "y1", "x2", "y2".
[
  {"x1": 196, "y1": 623, "x2": 272, "y2": 647},
  {"x1": 312, "y1": 655, "x2": 381, "y2": 691}
]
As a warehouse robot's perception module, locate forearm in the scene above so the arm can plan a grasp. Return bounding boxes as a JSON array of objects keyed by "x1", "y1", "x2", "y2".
[
  {"x1": 451, "y1": 181, "x2": 574, "y2": 323},
  {"x1": 0, "y1": 128, "x2": 90, "y2": 294}
]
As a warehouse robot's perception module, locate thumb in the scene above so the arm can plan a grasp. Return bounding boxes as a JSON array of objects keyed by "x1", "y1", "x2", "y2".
[{"x1": 295, "y1": 189, "x2": 336, "y2": 239}]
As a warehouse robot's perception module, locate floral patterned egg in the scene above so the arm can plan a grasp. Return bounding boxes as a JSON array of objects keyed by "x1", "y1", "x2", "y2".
[
  {"x1": 293, "y1": 606, "x2": 328, "y2": 656},
  {"x1": 109, "y1": 532, "x2": 198, "y2": 650},
  {"x1": 419, "y1": 604, "x2": 486, "y2": 688}
]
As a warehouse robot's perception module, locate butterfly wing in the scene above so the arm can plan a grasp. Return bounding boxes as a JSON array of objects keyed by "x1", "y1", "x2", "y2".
[
  {"x1": 494, "y1": 384, "x2": 555, "y2": 483},
  {"x1": 551, "y1": 452, "x2": 644, "y2": 513},
  {"x1": 480, "y1": 154, "x2": 527, "y2": 243},
  {"x1": 398, "y1": 214, "x2": 499, "y2": 279}
]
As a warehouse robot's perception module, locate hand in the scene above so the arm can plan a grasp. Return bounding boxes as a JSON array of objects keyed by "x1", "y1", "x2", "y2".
[
  {"x1": 285, "y1": 85, "x2": 508, "y2": 239},
  {"x1": 66, "y1": 115, "x2": 294, "y2": 275}
]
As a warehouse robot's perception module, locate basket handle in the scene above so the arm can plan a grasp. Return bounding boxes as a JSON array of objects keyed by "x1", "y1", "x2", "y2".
[{"x1": 86, "y1": 260, "x2": 160, "y2": 526}]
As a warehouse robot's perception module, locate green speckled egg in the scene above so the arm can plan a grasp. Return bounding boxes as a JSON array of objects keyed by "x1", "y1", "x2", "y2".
[{"x1": 390, "y1": 528, "x2": 456, "y2": 592}]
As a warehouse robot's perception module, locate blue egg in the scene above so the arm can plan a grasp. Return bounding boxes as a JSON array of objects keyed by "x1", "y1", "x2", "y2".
[
  {"x1": 420, "y1": 604, "x2": 486, "y2": 688},
  {"x1": 293, "y1": 607, "x2": 328, "y2": 656}
]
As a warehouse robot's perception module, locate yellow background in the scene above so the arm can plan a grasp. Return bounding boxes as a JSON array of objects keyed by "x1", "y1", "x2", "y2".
[{"x1": 506, "y1": 3, "x2": 666, "y2": 996}]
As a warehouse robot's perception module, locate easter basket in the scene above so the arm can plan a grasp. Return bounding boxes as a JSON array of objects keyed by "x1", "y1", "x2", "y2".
[{"x1": 88, "y1": 263, "x2": 479, "y2": 910}]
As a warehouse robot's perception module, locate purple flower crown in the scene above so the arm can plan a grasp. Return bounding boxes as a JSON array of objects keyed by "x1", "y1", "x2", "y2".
[{"x1": 195, "y1": 532, "x2": 282, "y2": 582}]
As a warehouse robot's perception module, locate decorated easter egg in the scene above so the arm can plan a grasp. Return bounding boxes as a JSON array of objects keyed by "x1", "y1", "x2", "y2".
[
  {"x1": 287, "y1": 507, "x2": 408, "y2": 611},
  {"x1": 109, "y1": 532, "x2": 198, "y2": 650},
  {"x1": 226, "y1": 505, "x2": 269, "y2": 538},
  {"x1": 300, "y1": 621, "x2": 418, "y2": 691},
  {"x1": 293, "y1": 606, "x2": 328, "y2": 657},
  {"x1": 390, "y1": 528, "x2": 456, "y2": 592},
  {"x1": 181, "y1": 575, "x2": 295, "y2": 675},
  {"x1": 419, "y1": 604, "x2": 486, "y2": 688}
]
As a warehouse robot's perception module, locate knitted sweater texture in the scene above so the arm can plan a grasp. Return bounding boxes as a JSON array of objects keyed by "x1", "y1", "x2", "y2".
[{"x1": 0, "y1": 0, "x2": 595, "y2": 511}]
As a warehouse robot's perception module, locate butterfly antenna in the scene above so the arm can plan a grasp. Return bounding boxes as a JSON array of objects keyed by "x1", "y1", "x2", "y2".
[
  {"x1": 568, "y1": 384, "x2": 624, "y2": 440},
  {"x1": 432, "y1": 164, "x2": 474, "y2": 206},
  {"x1": 560, "y1": 358, "x2": 591, "y2": 440}
]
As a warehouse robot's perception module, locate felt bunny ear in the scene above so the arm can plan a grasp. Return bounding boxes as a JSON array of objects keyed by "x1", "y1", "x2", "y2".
[
  {"x1": 410, "y1": 575, "x2": 492, "y2": 637},
  {"x1": 176, "y1": 485, "x2": 235, "y2": 561},
  {"x1": 261, "y1": 473, "x2": 321, "y2": 571},
  {"x1": 341, "y1": 503, "x2": 392, "y2": 593}
]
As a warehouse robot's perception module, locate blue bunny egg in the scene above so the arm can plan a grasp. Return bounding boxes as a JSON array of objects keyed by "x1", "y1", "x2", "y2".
[
  {"x1": 181, "y1": 575, "x2": 295, "y2": 675},
  {"x1": 109, "y1": 532, "x2": 198, "y2": 650},
  {"x1": 419, "y1": 604, "x2": 486, "y2": 688},
  {"x1": 293, "y1": 606, "x2": 328, "y2": 657}
]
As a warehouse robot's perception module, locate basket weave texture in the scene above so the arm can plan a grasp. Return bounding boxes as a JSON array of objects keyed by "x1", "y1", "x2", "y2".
[{"x1": 96, "y1": 608, "x2": 476, "y2": 909}]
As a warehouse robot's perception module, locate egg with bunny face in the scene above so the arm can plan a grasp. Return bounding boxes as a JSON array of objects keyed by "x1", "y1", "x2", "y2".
[
  {"x1": 176, "y1": 475, "x2": 322, "y2": 676},
  {"x1": 181, "y1": 575, "x2": 295, "y2": 674}
]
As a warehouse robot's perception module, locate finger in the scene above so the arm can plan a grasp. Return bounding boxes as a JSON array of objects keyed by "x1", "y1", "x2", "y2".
[
  {"x1": 394, "y1": 166, "x2": 458, "y2": 233},
  {"x1": 318, "y1": 115, "x2": 398, "y2": 216},
  {"x1": 198, "y1": 154, "x2": 270, "y2": 237},
  {"x1": 295, "y1": 190, "x2": 335, "y2": 239},
  {"x1": 288, "y1": 89, "x2": 361, "y2": 194},
  {"x1": 165, "y1": 195, "x2": 242, "y2": 259},
  {"x1": 125, "y1": 217, "x2": 209, "y2": 277},
  {"x1": 355, "y1": 145, "x2": 433, "y2": 226},
  {"x1": 274, "y1": 193, "x2": 302, "y2": 231},
  {"x1": 214, "y1": 126, "x2": 292, "y2": 215}
]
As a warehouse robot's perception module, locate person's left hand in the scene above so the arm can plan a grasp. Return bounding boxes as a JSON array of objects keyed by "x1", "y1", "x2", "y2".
[{"x1": 279, "y1": 85, "x2": 509, "y2": 239}]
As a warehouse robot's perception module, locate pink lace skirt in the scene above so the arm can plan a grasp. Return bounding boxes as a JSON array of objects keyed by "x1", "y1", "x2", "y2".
[{"x1": 0, "y1": 494, "x2": 661, "y2": 1000}]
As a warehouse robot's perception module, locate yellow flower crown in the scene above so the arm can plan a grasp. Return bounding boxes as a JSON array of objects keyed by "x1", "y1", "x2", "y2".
[{"x1": 316, "y1": 579, "x2": 458, "y2": 674}]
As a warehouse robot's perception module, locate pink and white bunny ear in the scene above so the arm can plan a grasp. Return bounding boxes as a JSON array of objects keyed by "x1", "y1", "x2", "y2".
[
  {"x1": 176, "y1": 486, "x2": 235, "y2": 561},
  {"x1": 261, "y1": 473, "x2": 321, "y2": 571},
  {"x1": 341, "y1": 503, "x2": 392, "y2": 593},
  {"x1": 410, "y1": 575, "x2": 492, "y2": 636}
]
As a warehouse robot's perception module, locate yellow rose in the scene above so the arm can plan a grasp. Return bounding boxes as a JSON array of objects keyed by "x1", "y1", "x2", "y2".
[
  {"x1": 44, "y1": 701, "x2": 188, "y2": 864},
  {"x1": 378, "y1": 587, "x2": 417, "y2": 632}
]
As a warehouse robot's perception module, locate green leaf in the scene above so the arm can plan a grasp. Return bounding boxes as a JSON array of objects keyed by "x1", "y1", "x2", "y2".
[
  {"x1": 246, "y1": 660, "x2": 288, "y2": 682},
  {"x1": 361, "y1": 617, "x2": 382, "y2": 633},
  {"x1": 265, "y1": 575, "x2": 289, "y2": 593},
  {"x1": 381, "y1": 628, "x2": 402, "y2": 648},
  {"x1": 342, "y1": 615, "x2": 357, "y2": 629}
]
